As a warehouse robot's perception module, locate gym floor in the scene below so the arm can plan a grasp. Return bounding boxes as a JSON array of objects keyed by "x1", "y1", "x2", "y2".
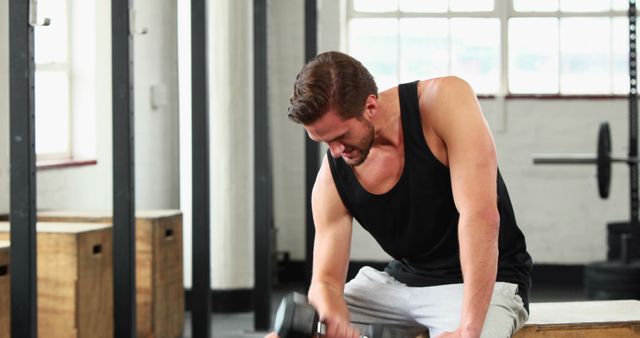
[{"x1": 181, "y1": 282, "x2": 586, "y2": 338}]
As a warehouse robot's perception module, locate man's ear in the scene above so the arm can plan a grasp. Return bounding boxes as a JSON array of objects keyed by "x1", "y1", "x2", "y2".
[{"x1": 364, "y1": 95, "x2": 378, "y2": 119}]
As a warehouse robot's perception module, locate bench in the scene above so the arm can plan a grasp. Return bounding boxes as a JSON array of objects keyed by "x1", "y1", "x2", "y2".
[{"x1": 514, "y1": 300, "x2": 640, "y2": 337}]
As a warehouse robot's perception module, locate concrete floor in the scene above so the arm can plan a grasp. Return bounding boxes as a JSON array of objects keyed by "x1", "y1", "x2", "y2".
[
  {"x1": 181, "y1": 283, "x2": 588, "y2": 338},
  {"x1": 183, "y1": 312, "x2": 269, "y2": 338}
]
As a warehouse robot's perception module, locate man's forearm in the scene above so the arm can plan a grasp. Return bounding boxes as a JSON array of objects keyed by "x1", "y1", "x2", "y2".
[{"x1": 458, "y1": 213, "x2": 499, "y2": 337}]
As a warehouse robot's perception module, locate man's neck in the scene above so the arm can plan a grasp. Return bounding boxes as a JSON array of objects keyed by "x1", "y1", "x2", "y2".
[{"x1": 372, "y1": 88, "x2": 403, "y2": 149}]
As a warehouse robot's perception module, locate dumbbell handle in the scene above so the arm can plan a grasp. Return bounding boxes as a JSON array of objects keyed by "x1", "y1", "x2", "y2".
[{"x1": 316, "y1": 322, "x2": 370, "y2": 338}]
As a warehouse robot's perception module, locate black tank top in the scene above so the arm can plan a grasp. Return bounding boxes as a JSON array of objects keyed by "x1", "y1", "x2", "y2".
[{"x1": 327, "y1": 81, "x2": 533, "y2": 310}]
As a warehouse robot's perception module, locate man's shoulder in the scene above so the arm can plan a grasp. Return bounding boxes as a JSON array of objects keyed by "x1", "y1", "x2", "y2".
[
  {"x1": 379, "y1": 76, "x2": 469, "y2": 100},
  {"x1": 418, "y1": 76, "x2": 472, "y2": 96}
]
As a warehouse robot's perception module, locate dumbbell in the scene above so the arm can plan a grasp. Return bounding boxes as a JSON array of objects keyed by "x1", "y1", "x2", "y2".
[{"x1": 273, "y1": 292, "x2": 428, "y2": 338}]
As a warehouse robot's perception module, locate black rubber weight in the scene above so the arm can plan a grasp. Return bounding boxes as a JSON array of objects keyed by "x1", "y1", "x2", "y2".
[{"x1": 585, "y1": 260, "x2": 640, "y2": 300}]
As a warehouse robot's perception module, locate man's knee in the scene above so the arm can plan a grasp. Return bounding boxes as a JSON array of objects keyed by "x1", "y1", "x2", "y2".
[
  {"x1": 481, "y1": 299, "x2": 529, "y2": 337},
  {"x1": 480, "y1": 283, "x2": 529, "y2": 337}
]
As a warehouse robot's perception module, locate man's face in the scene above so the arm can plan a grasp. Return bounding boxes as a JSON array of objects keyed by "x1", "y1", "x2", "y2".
[{"x1": 304, "y1": 109, "x2": 375, "y2": 167}]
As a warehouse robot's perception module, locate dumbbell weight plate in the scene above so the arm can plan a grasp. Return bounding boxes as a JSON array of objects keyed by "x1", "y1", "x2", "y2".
[
  {"x1": 274, "y1": 292, "x2": 322, "y2": 338},
  {"x1": 274, "y1": 294, "x2": 294, "y2": 338}
]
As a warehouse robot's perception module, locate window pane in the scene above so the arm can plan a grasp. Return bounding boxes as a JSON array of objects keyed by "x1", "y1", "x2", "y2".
[
  {"x1": 349, "y1": 19, "x2": 398, "y2": 91},
  {"x1": 450, "y1": 18, "x2": 500, "y2": 94},
  {"x1": 450, "y1": 0, "x2": 494, "y2": 12},
  {"x1": 399, "y1": 19, "x2": 450, "y2": 82},
  {"x1": 560, "y1": 18, "x2": 611, "y2": 94},
  {"x1": 513, "y1": 0, "x2": 559, "y2": 12},
  {"x1": 35, "y1": 71, "x2": 69, "y2": 156},
  {"x1": 400, "y1": 0, "x2": 447, "y2": 13},
  {"x1": 560, "y1": 0, "x2": 610, "y2": 12},
  {"x1": 612, "y1": 0, "x2": 629, "y2": 11},
  {"x1": 612, "y1": 17, "x2": 630, "y2": 94},
  {"x1": 509, "y1": 18, "x2": 559, "y2": 93},
  {"x1": 35, "y1": 0, "x2": 68, "y2": 63},
  {"x1": 354, "y1": 0, "x2": 398, "y2": 12}
]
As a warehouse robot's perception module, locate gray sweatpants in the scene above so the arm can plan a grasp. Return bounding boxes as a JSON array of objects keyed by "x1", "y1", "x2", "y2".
[{"x1": 344, "y1": 267, "x2": 529, "y2": 338}]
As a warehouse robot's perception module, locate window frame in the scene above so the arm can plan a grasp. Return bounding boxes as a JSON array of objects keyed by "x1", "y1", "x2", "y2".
[{"x1": 345, "y1": 0, "x2": 631, "y2": 97}]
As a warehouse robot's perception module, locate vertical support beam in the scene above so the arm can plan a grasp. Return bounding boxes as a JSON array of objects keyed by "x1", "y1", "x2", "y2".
[
  {"x1": 304, "y1": 0, "x2": 318, "y2": 287},
  {"x1": 253, "y1": 0, "x2": 272, "y2": 330},
  {"x1": 191, "y1": 0, "x2": 211, "y2": 336},
  {"x1": 629, "y1": 0, "x2": 639, "y2": 224},
  {"x1": 9, "y1": 1, "x2": 37, "y2": 337},
  {"x1": 112, "y1": 0, "x2": 137, "y2": 336}
]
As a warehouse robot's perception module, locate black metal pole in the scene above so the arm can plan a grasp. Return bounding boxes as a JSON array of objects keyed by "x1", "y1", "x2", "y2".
[
  {"x1": 304, "y1": 0, "x2": 319, "y2": 288},
  {"x1": 9, "y1": 1, "x2": 37, "y2": 337},
  {"x1": 191, "y1": 0, "x2": 212, "y2": 335},
  {"x1": 112, "y1": 0, "x2": 137, "y2": 336},
  {"x1": 254, "y1": 0, "x2": 272, "y2": 331},
  {"x1": 629, "y1": 0, "x2": 639, "y2": 224}
]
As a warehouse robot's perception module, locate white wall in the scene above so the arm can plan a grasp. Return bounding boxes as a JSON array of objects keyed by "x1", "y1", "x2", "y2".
[
  {"x1": 176, "y1": 0, "x2": 256, "y2": 290},
  {"x1": 207, "y1": 0, "x2": 255, "y2": 289},
  {"x1": 177, "y1": 0, "x2": 193, "y2": 289},
  {"x1": 268, "y1": 0, "x2": 307, "y2": 265},
  {"x1": 37, "y1": 0, "x2": 180, "y2": 211},
  {"x1": 492, "y1": 99, "x2": 630, "y2": 263},
  {"x1": 0, "y1": 0, "x2": 8, "y2": 215},
  {"x1": 133, "y1": 0, "x2": 180, "y2": 210}
]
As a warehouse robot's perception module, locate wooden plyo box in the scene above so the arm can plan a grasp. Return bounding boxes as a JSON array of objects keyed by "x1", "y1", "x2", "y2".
[
  {"x1": 514, "y1": 300, "x2": 640, "y2": 337},
  {"x1": 0, "y1": 241, "x2": 10, "y2": 338},
  {"x1": 0, "y1": 222, "x2": 113, "y2": 338},
  {"x1": 37, "y1": 210, "x2": 184, "y2": 338}
]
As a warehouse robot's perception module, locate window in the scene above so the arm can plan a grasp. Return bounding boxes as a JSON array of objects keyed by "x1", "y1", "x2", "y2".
[
  {"x1": 35, "y1": 0, "x2": 71, "y2": 159},
  {"x1": 346, "y1": 0, "x2": 631, "y2": 95}
]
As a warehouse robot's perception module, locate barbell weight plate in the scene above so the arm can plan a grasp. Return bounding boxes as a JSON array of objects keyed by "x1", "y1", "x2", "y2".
[{"x1": 598, "y1": 122, "x2": 612, "y2": 199}]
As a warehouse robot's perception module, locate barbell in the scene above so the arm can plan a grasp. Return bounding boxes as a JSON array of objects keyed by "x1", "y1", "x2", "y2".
[{"x1": 533, "y1": 122, "x2": 640, "y2": 199}]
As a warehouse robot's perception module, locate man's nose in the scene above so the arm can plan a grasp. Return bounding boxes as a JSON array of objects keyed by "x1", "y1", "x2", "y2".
[{"x1": 328, "y1": 142, "x2": 345, "y2": 158}]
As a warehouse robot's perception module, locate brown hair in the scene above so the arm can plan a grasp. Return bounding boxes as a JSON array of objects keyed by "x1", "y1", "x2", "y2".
[{"x1": 288, "y1": 51, "x2": 378, "y2": 124}]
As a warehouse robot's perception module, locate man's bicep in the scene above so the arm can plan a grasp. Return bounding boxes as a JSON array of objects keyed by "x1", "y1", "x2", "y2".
[{"x1": 422, "y1": 77, "x2": 498, "y2": 214}]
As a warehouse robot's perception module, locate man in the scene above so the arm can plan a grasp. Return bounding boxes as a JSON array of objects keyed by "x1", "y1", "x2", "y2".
[{"x1": 275, "y1": 51, "x2": 532, "y2": 338}]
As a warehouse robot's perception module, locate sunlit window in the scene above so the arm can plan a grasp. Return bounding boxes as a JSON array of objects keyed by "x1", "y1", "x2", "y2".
[
  {"x1": 34, "y1": 0, "x2": 71, "y2": 159},
  {"x1": 508, "y1": 18, "x2": 559, "y2": 93},
  {"x1": 349, "y1": 19, "x2": 398, "y2": 91},
  {"x1": 347, "y1": 0, "x2": 632, "y2": 95},
  {"x1": 399, "y1": 19, "x2": 450, "y2": 81},
  {"x1": 450, "y1": 18, "x2": 500, "y2": 93}
]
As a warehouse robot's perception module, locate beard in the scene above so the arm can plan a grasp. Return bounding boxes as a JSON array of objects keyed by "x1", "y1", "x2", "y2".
[{"x1": 344, "y1": 118, "x2": 375, "y2": 167}]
